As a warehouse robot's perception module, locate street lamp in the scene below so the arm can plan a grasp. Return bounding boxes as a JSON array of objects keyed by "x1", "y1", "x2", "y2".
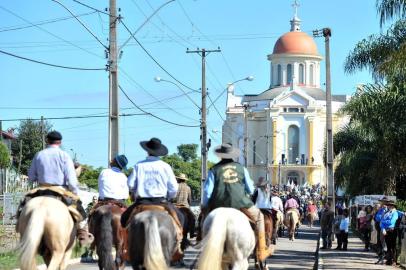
[
  {"x1": 208, "y1": 75, "x2": 254, "y2": 109},
  {"x1": 154, "y1": 76, "x2": 200, "y2": 109}
]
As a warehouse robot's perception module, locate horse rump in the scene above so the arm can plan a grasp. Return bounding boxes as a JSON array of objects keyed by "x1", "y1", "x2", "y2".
[
  {"x1": 91, "y1": 207, "x2": 115, "y2": 270},
  {"x1": 128, "y1": 210, "x2": 176, "y2": 270}
]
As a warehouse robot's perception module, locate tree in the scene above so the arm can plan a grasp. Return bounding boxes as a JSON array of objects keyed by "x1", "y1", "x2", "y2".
[
  {"x1": 78, "y1": 165, "x2": 103, "y2": 190},
  {"x1": 177, "y1": 144, "x2": 198, "y2": 162},
  {"x1": 0, "y1": 142, "x2": 11, "y2": 169},
  {"x1": 11, "y1": 119, "x2": 52, "y2": 175}
]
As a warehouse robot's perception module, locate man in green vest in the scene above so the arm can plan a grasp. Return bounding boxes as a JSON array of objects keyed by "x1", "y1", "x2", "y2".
[{"x1": 201, "y1": 143, "x2": 273, "y2": 261}]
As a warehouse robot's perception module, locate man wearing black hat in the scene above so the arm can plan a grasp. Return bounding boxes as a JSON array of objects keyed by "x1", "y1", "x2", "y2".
[
  {"x1": 202, "y1": 143, "x2": 273, "y2": 261},
  {"x1": 27, "y1": 131, "x2": 90, "y2": 241},
  {"x1": 121, "y1": 138, "x2": 183, "y2": 258},
  {"x1": 97, "y1": 154, "x2": 129, "y2": 203}
]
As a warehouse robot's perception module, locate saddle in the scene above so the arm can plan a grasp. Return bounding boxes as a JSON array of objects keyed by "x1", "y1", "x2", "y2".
[
  {"x1": 17, "y1": 187, "x2": 84, "y2": 223},
  {"x1": 89, "y1": 200, "x2": 127, "y2": 216}
]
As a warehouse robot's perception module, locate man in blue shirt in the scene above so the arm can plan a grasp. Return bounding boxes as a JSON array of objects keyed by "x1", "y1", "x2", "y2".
[
  {"x1": 380, "y1": 200, "x2": 398, "y2": 265},
  {"x1": 374, "y1": 198, "x2": 388, "y2": 262}
]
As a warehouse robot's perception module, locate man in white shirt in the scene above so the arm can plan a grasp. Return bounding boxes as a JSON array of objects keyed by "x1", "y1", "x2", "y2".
[
  {"x1": 98, "y1": 154, "x2": 129, "y2": 203},
  {"x1": 270, "y1": 190, "x2": 284, "y2": 244}
]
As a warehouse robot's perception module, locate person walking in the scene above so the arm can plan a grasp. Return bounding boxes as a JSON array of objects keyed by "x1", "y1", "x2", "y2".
[
  {"x1": 340, "y1": 209, "x2": 350, "y2": 251},
  {"x1": 202, "y1": 143, "x2": 273, "y2": 261},
  {"x1": 361, "y1": 205, "x2": 373, "y2": 251},
  {"x1": 334, "y1": 207, "x2": 344, "y2": 250},
  {"x1": 320, "y1": 202, "x2": 334, "y2": 249},
  {"x1": 380, "y1": 200, "x2": 399, "y2": 265},
  {"x1": 375, "y1": 198, "x2": 389, "y2": 263}
]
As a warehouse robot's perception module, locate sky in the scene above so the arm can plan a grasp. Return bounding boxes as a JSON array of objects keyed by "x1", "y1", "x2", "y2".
[{"x1": 0, "y1": 0, "x2": 382, "y2": 168}]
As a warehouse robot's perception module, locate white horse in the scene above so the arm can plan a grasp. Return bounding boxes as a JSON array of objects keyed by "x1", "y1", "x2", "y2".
[
  {"x1": 16, "y1": 196, "x2": 76, "y2": 270},
  {"x1": 198, "y1": 207, "x2": 255, "y2": 270}
]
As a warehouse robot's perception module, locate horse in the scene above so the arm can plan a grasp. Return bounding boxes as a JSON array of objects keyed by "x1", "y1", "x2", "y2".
[
  {"x1": 307, "y1": 211, "x2": 318, "y2": 228},
  {"x1": 198, "y1": 207, "x2": 255, "y2": 270},
  {"x1": 284, "y1": 209, "x2": 300, "y2": 241},
  {"x1": 175, "y1": 205, "x2": 196, "y2": 250},
  {"x1": 88, "y1": 204, "x2": 128, "y2": 270},
  {"x1": 127, "y1": 210, "x2": 178, "y2": 270},
  {"x1": 16, "y1": 196, "x2": 76, "y2": 270}
]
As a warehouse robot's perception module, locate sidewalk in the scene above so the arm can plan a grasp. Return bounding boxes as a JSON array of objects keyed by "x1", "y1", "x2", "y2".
[{"x1": 319, "y1": 232, "x2": 398, "y2": 269}]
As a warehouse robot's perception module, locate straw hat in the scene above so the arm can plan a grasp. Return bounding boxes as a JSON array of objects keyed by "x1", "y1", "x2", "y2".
[{"x1": 176, "y1": 173, "x2": 188, "y2": 181}]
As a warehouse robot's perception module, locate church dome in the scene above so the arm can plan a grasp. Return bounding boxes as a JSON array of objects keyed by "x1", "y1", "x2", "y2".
[{"x1": 273, "y1": 31, "x2": 319, "y2": 55}]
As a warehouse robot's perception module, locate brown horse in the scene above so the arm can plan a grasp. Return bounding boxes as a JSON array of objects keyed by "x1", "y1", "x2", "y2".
[
  {"x1": 16, "y1": 196, "x2": 76, "y2": 270},
  {"x1": 260, "y1": 209, "x2": 275, "y2": 246},
  {"x1": 175, "y1": 205, "x2": 196, "y2": 250},
  {"x1": 88, "y1": 203, "x2": 128, "y2": 270}
]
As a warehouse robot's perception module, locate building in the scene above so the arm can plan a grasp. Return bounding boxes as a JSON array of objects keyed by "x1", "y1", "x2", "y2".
[
  {"x1": 222, "y1": 8, "x2": 348, "y2": 187},
  {"x1": 1, "y1": 130, "x2": 16, "y2": 152}
]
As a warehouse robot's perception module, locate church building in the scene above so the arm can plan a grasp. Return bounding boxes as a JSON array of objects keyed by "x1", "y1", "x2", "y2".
[{"x1": 222, "y1": 6, "x2": 348, "y2": 187}]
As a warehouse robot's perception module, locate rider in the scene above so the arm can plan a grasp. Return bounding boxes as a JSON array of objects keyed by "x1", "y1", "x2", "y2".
[
  {"x1": 284, "y1": 194, "x2": 300, "y2": 217},
  {"x1": 120, "y1": 137, "x2": 183, "y2": 258},
  {"x1": 97, "y1": 154, "x2": 129, "y2": 204},
  {"x1": 252, "y1": 177, "x2": 273, "y2": 246},
  {"x1": 202, "y1": 143, "x2": 273, "y2": 261},
  {"x1": 270, "y1": 189, "x2": 284, "y2": 244},
  {"x1": 27, "y1": 131, "x2": 89, "y2": 239},
  {"x1": 174, "y1": 173, "x2": 196, "y2": 238}
]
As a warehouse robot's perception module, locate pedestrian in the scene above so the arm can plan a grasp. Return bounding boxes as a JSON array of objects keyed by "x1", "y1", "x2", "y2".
[
  {"x1": 360, "y1": 205, "x2": 373, "y2": 251},
  {"x1": 320, "y1": 202, "x2": 334, "y2": 249},
  {"x1": 340, "y1": 208, "x2": 350, "y2": 251},
  {"x1": 334, "y1": 207, "x2": 344, "y2": 250},
  {"x1": 374, "y1": 198, "x2": 389, "y2": 264},
  {"x1": 380, "y1": 200, "x2": 399, "y2": 265},
  {"x1": 201, "y1": 143, "x2": 273, "y2": 261}
]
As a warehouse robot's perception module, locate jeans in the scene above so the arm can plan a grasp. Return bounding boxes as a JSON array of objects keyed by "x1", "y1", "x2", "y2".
[
  {"x1": 361, "y1": 227, "x2": 371, "y2": 249},
  {"x1": 385, "y1": 229, "x2": 397, "y2": 264},
  {"x1": 340, "y1": 230, "x2": 348, "y2": 250},
  {"x1": 322, "y1": 229, "x2": 332, "y2": 248}
]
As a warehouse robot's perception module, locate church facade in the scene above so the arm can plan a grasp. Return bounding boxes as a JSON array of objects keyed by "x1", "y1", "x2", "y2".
[{"x1": 222, "y1": 11, "x2": 348, "y2": 187}]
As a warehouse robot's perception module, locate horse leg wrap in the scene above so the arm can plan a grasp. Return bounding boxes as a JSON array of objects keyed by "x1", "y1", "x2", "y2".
[{"x1": 257, "y1": 232, "x2": 273, "y2": 261}]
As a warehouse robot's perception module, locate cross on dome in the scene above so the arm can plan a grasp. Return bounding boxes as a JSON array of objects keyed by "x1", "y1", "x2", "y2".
[
  {"x1": 292, "y1": 0, "x2": 300, "y2": 18},
  {"x1": 290, "y1": 0, "x2": 301, "y2": 32}
]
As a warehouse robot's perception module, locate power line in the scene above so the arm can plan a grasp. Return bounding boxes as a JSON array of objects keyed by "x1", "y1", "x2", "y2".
[
  {"x1": 72, "y1": 0, "x2": 111, "y2": 16},
  {"x1": 51, "y1": 0, "x2": 108, "y2": 50},
  {"x1": 119, "y1": 85, "x2": 200, "y2": 128},
  {"x1": 0, "y1": 48, "x2": 105, "y2": 70},
  {"x1": 0, "y1": 49, "x2": 106, "y2": 70},
  {"x1": 0, "y1": 112, "x2": 146, "y2": 122},
  {"x1": 0, "y1": 5, "x2": 104, "y2": 59},
  {"x1": 119, "y1": 19, "x2": 197, "y2": 92},
  {"x1": 0, "y1": 11, "x2": 97, "y2": 33}
]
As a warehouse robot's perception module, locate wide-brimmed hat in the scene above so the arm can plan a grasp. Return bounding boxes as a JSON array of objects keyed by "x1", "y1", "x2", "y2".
[
  {"x1": 214, "y1": 143, "x2": 240, "y2": 159},
  {"x1": 256, "y1": 177, "x2": 269, "y2": 187},
  {"x1": 378, "y1": 196, "x2": 390, "y2": 203},
  {"x1": 176, "y1": 173, "x2": 188, "y2": 181},
  {"x1": 114, "y1": 154, "x2": 128, "y2": 170},
  {"x1": 385, "y1": 200, "x2": 397, "y2": 206},
  {"x1": 140, "y1": 137, "x2": 168, "y2": 156}
]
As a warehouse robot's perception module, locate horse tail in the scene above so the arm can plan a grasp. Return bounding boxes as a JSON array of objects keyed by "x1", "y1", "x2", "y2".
[
  {"x1": 290, "y1": 211, "x2": 295, "y2": 231},
  {"x1": 198, "y1": 212, "x2": 228, "y2": 270},
  {"x1": 19, "y1": 207, "x2": 45, "y2": 270},
  {"x1": 141, "y1": 213, "x2": 166, "y2": 270},
  {"x1": 94, "y1": 210, "x2": 115, "y2": 270}
]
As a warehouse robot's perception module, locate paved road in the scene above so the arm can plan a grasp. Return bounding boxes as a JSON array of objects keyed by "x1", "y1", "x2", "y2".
[{"x1": 67, "y1": 223, "x2": 319, "y2": 270}]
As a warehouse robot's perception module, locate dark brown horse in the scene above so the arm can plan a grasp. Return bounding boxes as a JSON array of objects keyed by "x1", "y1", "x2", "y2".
[
  {"x1": 88, "y1": 203, "x2": 128, "y2": 270},
  {"x1": 175, "y1": 205, "x2": 196, "y2": 250}
]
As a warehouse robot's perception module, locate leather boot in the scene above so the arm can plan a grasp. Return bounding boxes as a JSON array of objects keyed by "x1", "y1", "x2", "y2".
[{"x1": 257, "y1": 232, "x2": 274, "y2": 261}]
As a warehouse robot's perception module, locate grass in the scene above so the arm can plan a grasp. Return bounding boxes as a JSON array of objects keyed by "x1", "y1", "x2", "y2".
[
  {"x1": 0, "y1": 251, "x2": 43, "y2": 270},
  {"x1": 0, "y1": 242, "x2": 84, "y2": 270}
]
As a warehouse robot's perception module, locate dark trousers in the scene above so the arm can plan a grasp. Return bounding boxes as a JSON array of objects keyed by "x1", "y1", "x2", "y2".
[
  {"x1": 340, "y1": 230, "x2": 348, "y2": 250},
  {"x1": 335, "y1": 233, "x2": 342, "y2": 249},
  {"x1": 385, "y1": 229, "x2": 397, "y2": 264},
  {"x1": 361, "y1": 228, "x2": 371, "y2": 249},
  {"x1": 321, "y1": 230, "x2": 332, "y2": 248}
]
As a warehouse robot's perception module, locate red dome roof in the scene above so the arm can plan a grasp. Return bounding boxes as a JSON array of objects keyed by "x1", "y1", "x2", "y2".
[{"x1": 273, "y1": 31, "x2": 319, "y2": 55}]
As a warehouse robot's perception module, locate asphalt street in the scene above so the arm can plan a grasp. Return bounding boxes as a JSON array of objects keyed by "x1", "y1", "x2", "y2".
[{"x1": 67, "y1": 223, "x2": 320, "y2": 270}]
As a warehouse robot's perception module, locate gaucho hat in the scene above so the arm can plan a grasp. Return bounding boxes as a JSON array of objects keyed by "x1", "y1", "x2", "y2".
[
  {"x1": 140, "y1": 137, "x2": 168, "y2": 156},
  {"x1": 214, "y1": 143, "x2": 240, "y2": 159},
  {"x1": 46, "y1": 131, "x2": 62, "y2": 141},
  {"x1": 176, "y1": 173, "x2": 188, "y2": 181},
  {"x1": 114, "y1": 154, "x2": 128, "y2": 170}
]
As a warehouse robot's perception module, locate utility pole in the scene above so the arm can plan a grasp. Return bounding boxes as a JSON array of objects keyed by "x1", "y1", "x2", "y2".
[
  {"x1": 41, "y1": 116, "x2": 45, "y2": 149},
  {"x1": 108, "y1": 0, "x2": 119, "y2": 164},
  {"x1": 0, "y1": 120, "x2": 3, "y2": 143},
  {"x1": 187, "y1": 47, "x2": 221, "y2": 203},
  {"x1": 234, "y1": 103, "x2": 256, "y2": 166},
  {"x1": 314, "y1": 28, "x2": 334, "y2": 207}
]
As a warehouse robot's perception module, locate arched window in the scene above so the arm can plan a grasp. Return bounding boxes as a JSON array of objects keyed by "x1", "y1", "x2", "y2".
[
  {"x1": 277, "y1": 64, "x2": 282, "y2": 86},
  {"x1": 299, "y1": 63, "x2": 304, "y2": 84},
  {"x1": 287, "y1": 64, "x2": 292, "y2": 84},
  {"x1": 288, "y1": 125, "x2": 299, "y2": 164},
  {"x1": 309, "y1": 64, "x2": 314, "y2": 86}
]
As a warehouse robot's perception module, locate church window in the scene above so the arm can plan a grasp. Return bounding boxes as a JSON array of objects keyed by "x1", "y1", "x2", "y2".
[
  {"x1": 288, "y1": 125, "x2": 299, "y2": 164},
  {"x1": 277, "y1": 64, "x2": 282, "y2": 86},
  {"x1": 287, "y1": 64, "x2": 292, "y2": 84},
  {"x1": 309, "y1": 64, "x2": 314, "y2": 86},
  {"x1": 299, "y1": 64, "x2": 305, "y2": 84},
  {"x1": 288, "y1": 108, "x2": 300, "y2": 112}
]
